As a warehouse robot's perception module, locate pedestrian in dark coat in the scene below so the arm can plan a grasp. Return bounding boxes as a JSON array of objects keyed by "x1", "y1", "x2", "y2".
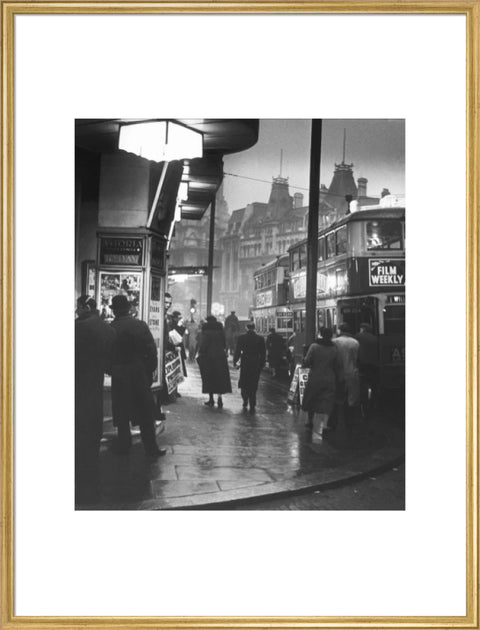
[
  {"x1": 302, "y1": 327, "x2": 343, "y2": 441},
  {"x1": 355, "y1": 322, "x2": 379, "y2": 418},
  {"x1": 233, "y1": 322, "x2": 266, "y2": 413},
  {"x1": 266, "y1": 327, "x2": 286, "y2": 377},
  {"x1": 110, "y1": 295, "x2": 166, "y2": 457},
  {"x1": 75, "y1": 295, "x2": 115, "y2": 503},
  {"x1": 197, "y1": 315, "x2": 232, "y2": 408},
  {"x1": 224, "y1": 310, "x2": 240, "y2": 355}
]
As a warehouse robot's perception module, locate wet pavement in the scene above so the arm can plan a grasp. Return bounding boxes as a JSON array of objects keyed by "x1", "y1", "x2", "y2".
[{"x1": 80, "y1": 361, "x2": 405, "y2": 510}]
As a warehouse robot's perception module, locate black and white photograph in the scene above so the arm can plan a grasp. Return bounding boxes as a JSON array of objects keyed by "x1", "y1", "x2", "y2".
[
  {"x1": 4, "y1": 5, "x2": 476, "y2": 625},
  {"x1": 75, "y1": 118, "x2": 405, "y2": 510}
]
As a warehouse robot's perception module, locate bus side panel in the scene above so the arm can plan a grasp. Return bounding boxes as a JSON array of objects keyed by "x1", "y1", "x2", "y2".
[{"x1": 378, "y1": 333, "x2": 405, "y2": 390}]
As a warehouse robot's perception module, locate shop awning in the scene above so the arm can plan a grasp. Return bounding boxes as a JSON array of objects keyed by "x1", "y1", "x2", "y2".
[{"x1": 75, "y1": 118, "x2": 258, "y2": 221}]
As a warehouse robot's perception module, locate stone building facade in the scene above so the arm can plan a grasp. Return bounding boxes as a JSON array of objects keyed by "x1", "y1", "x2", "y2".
[
  {"x1": 219, "y1": 160, "x2": 381, "y2": 318},
  {"x1": 167, "y1": 158, "x2": 387, "y2": 320},
  {"x1": 167, "y1": 183, "x2": 229, "y2": 317}
]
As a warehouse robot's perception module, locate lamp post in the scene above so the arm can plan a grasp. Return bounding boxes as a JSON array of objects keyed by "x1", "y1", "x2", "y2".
[
  {"x1": 206, "y1": 197, "x2": 216, "y2": 316},
  {"x1": 305, "y1": 120, "x2": 323, "y2": 349}
]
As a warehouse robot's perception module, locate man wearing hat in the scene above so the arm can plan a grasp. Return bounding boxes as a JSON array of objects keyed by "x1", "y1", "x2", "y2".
[
  {"x1": 75, "y1": 295, "x2": 116, "y2": 503},
  {"x1": 233, "y1": 322, "x2": 266, "y2": 413},
  {"x1": 224, "y1": 310, "x2": 240, "y2": 356},
  {"x1": 110, "y1": 294, "x2": 166, "y2": 457}
]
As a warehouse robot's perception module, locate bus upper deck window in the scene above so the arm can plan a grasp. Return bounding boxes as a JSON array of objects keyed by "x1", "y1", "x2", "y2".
[
  {"x1": 318, "y1": 237, "x2": 325, "y2": 261},
  {"x1": 299, "y1": 244, "x2": 307, "y2": 268},
  {"x1": 326, "y1": 233, "x2": 335, "y2": 258},
  {"x1": 367, "y1": 220, "x2": 403, "y2": 250},
  {"x1": 291, "y1": 251, "x2": 299, "y2": 271},
  {"x1": 336, "y1": 226, "x2": 347, "y2": 255}
]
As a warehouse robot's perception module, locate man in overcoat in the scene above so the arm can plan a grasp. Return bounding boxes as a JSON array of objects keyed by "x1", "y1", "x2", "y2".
[
  {"x1": 266, "y1": 327, "x2": 286, "y2": 377},
  {"x1": 75, "y1": 295, "x2": 116, "y2": 503},
  {"x1": 110, "y1": 294, "x2": 166, "y2": 457},
  {"x1": 224, "y1": 310, "x2": 240, "y2": 355},
  {"x1": 233, "y1": 322, "x2": 266, "y2": 413}
]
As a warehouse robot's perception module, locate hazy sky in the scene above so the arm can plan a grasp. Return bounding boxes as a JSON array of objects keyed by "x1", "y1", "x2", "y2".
[{"x1": 222, "y1": 119, "x2": 405, "y2": 211}]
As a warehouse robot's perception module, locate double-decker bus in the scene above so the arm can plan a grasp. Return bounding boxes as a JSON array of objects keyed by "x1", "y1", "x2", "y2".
[
  {"x1": 288, "y1": 199, "x2": 405, "y2": 390},
  {"x1": 250, "y1": 254, "x2": 293, "y2": 339}
]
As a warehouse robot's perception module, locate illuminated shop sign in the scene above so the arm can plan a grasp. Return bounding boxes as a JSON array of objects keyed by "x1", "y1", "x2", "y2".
[
  {"x1": 100, "y1": 237, "x2": 143, "y2": 266},
  {"x1": 369, "y1": 259, "x2": 405, "y2": 287}
]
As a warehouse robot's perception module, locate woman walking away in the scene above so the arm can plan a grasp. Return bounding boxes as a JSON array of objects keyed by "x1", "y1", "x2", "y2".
[
  {"x1": 197, "y1": 315, "x2": 232, "y2": 408},
  {"x1": 301, "y1": 327, "x2": 343, "y2": 442}
]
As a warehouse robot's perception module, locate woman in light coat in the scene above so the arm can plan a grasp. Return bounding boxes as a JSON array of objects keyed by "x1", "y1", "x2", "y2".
[{"x1": 301, "y1": 327, "x2": 343, "y2": 441}]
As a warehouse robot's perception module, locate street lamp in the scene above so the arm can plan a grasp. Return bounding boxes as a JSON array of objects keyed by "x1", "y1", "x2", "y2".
[{"x1": 118, "y1": 120, "x2": 203, "y2": 162}]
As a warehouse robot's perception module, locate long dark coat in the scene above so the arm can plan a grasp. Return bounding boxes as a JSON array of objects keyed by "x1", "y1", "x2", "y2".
[
  {"x1": 197, "y1": 322, "x2": 232, "y2": 394},
  {"x1": 266, "y1": 331, "x2": 286, "y2": 369},
  {"x1": 75, "y1": 312, "x2": 115, "y2": 438},
  {"x1": 75, "y1": 312, "x2": 115, "y2": 488},
  {"x1": 233, "y1": 330, "x2": 266, "y2": 392},
  {"x1": 301, "y1": 340, "x2": 343, "y2": 415},
  {"x1": 110, "y1": 315, "x2": 158, "y2": 427}
]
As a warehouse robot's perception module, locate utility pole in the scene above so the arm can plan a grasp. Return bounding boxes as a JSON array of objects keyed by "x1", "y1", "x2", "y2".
[
  {"x1": 305, "y1": 120, "x2": 322, "y2": 348},
  {"x1": 206, "y1": 196, "x2": 216, "y2": 315}
]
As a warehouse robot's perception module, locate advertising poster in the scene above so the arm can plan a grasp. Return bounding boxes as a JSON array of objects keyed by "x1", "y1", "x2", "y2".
[
  {"x1": 298, "y1": 368, "x2": 310, "y2": 406},
  {"x1": 98, "y1": 272, "x2": 142, "y2": 322},
  {"x1": 164, "y1": 349, "x2": 185, "y2": 395},
  {"x1": 149, "y1": 275, "x2": 162, "y2": 387},
  {"x1": 287, "y1": 365, "x2": 300, "y2": 405}
]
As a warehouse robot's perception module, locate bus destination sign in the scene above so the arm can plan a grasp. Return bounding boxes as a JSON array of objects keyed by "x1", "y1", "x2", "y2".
[
  {"x1": 368, "y1": 259, "x2": 405, "y2": 287},
  {"x1": 100, "y1": 237, "x2": 143, "y2": 266}
]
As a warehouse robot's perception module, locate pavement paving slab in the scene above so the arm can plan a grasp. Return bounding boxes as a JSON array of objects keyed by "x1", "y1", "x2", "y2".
[{"x1": 79, "y1": 361, "x2": 405, "y2": 510}]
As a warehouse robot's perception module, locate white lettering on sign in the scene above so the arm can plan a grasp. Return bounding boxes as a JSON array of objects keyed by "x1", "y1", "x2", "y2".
[
  {"x1": 298, "y1": 368, "x2": 310, "y2": 405},
  {"x1": 369, "y1": 259, "x2": 405, "y2": 287}
]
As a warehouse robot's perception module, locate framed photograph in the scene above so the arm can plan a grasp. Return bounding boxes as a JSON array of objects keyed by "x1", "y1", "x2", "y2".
[{"x1": 1, "y1": 2, "x2": 478, "y2": 628}]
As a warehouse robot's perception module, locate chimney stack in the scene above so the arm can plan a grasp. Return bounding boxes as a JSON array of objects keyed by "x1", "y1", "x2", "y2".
[
  {"x1": 357, "y1": 177, "x2": 367, "y2": 198},
  {"x1": 294, "y1": 192, "x2": 304, "y2": 208}
]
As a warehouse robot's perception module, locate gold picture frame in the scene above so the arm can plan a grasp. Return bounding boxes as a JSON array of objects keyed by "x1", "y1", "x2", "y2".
[{"x1": 1, "y1": 2, "x2": 478, "y2": 628}]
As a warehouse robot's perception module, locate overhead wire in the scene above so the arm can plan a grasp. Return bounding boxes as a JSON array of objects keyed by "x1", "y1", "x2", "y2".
[{"x1": 223, "y1": 171, "x2": 405, "y2": 198}]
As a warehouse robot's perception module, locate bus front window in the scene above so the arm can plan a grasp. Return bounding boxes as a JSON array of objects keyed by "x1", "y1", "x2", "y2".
[{"x1": 367, "y1": 220, "x2": 403, "y2": 250}]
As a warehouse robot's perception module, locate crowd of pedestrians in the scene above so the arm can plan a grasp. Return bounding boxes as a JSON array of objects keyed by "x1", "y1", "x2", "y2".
[
  {"x1": 301, "y1": 322, "x2": 379, "y2": 443},
  {"x1": 75, "y1": 289, "x2": 379, "y2": 504}
]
